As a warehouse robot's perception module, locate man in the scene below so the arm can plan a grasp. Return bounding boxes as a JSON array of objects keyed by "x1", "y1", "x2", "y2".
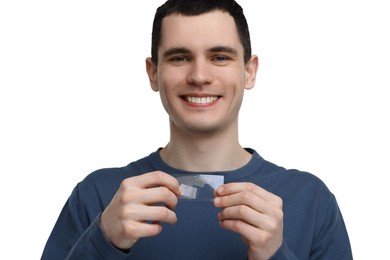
[{"x1": 42, "y1": 0, "x2": 353, "y2": 259}]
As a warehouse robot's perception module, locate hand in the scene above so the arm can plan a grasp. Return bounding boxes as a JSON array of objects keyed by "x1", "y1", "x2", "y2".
[
  {"x1": 100, "y1": 171, "x2": 182, "y2": 250},
  {"x1": 214, "y1": 182, "x2": 283, "y2": 260}
]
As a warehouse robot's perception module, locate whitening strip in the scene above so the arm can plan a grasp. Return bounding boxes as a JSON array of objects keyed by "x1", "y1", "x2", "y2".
[
  {"x1": 173, "y1": 174, "x2": 224, "y2": 201},
  {"x1": 180, "y1": 183, "x2": 198, "y2": 199}
]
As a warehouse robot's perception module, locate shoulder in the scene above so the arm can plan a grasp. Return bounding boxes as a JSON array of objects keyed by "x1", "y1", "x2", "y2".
[
  {"x1": 249, "y1": 150, "x2": 332, "y2": 200},
  {"x1": 80, "y1": 150, "x2": 159, "y2": 186},
  {"x1": 250, "y1": 150, "x2": 325, "y2": 188},
  {"x1": 74, "y1": 151, "x2": 159, "y2": 199},
  {"x1": 80, "y1": 166, "x2": 129, "y2": 189},
  {"x1": 267, "y1": 164, "x2": 330, "y2": 197}
]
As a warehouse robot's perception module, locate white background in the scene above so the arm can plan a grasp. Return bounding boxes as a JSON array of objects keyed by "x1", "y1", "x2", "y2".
[{"x1": 1, "y1": 0, "x2": 389, "y2": 259}]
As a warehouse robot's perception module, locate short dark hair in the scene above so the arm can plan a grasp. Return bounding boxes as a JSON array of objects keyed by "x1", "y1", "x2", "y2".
[{"x1": 151, "y1": 0, "x2": 252, "y2": 65}]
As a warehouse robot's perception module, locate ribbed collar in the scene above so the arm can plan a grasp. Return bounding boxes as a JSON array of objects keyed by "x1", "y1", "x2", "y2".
[{"x1": 149, "y1": 148, "x2": 265, "y2": 183}]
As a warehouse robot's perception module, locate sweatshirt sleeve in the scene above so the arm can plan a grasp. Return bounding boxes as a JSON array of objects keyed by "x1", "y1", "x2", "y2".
[
  {"x1": 270, "y1": 239, "x2": 298, "y2": 259},
  {"x1": 41, "y1": 186, "x2": 131, "y2": 259},
  {"x1": 309, "y1": 192, "x2": 353, "y2": 259},
  {"x1": 272, "y1": 178, "x2": 352, "y2": 259}
]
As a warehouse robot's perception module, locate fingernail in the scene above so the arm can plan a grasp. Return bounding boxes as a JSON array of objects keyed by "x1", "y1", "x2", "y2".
[{"x1": 217, "y1": 186, "x2": 224, "y2": 194}]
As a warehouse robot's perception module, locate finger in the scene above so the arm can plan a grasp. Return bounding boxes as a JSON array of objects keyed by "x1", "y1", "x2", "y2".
[
  {"x1": 218, "y1": 218, "x2": 270, "y2": 244},
  {"x1": 127, "y1": 205, "x2": 178, "y2": 224},
  {"x1": 216, "y1": 182, "x2": 273, "y2": 200},
  {"x1": 219, "y1": 218, "x2": 257, "y2": 236},
  {"x1": 136, "y1": 186, "x2": 179, "y2": 210},
  {"x1": 215, "y1": 182, "x2": 282, "y2": 208},
  {"x1": 218, "y1": 205, "x2": 273, "y2": 230},
  {"x1": 214, "y1": 189, "x2": 268, "y2": 214},
  {"x1": 123, "y1": 171, "x2": 182, "y2": 195},
  {"x1": 122, "y1": 220, "x2": 164, "y2": 239}
]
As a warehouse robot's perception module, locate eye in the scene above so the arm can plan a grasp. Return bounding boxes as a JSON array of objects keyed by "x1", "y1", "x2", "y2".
[
  {"x1": 169, "y1": 56, "x2": 190, "y2": 63},
  {"x1": 211, "y1": 55, "x2": 232, "y2": 64}
]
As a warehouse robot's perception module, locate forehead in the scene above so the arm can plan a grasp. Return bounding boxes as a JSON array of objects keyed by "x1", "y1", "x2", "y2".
[{"x1": 159, "y1": 11, "x2": 243, "y2": 54}]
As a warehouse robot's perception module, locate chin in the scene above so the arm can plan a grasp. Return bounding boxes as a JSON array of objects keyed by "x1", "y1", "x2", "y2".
[
  {"x1": 171, "y1": 116, "x2": 228, "y2": 135},
  {"x1": 182, "y1": 122, "x2": 222, "y2": 135}
]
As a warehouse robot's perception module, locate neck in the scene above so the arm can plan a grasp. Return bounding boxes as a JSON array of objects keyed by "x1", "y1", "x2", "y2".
[{"x1": 160, "y1": 124, "x2": 251, "y2": 172}]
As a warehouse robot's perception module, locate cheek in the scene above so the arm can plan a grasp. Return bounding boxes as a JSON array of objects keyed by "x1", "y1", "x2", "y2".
[
  {"x1": 159, "y1": 71, "x2": 183, "y2": 93},
  {"x1": 215, "y1": 64, "x2": 245, "y2": 79},
  {"x1": 216, "y1": 69, "x2": 246, "y2": 93},
  {"x1": 161, "y1": 65, "x2": 187, "y2": 82},
  {"x1": 157, "y1": 76, "x2": 182, "y2": 109},
  {"x1": 160, "y1": 67, "x2": 189, "y2": 93}
]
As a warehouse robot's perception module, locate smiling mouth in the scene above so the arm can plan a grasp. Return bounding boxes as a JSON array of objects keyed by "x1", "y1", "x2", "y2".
[{"x1": 182, "y1": 96, "x2": 219, "y2": 104}]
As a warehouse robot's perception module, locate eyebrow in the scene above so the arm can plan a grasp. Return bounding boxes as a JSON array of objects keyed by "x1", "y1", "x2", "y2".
[
  {"x1": 162, "y1": 47, "x2": 191, "y2": 59},
  {"x1": 208, "y1": 46, "x2": 239, "y2": 57},
  {"x1": 162, "y1": 46, "x2": 239, "y2": 59}
]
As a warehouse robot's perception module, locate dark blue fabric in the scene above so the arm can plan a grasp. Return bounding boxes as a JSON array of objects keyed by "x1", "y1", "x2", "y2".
[{"x1": 41, "y1": 148, "x2": 353, "y2": 259}]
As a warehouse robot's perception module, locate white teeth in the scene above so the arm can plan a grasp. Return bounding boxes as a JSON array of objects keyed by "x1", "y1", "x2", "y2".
[{"x1": 185, "y1": 96, "x2": 218, "y2": 104}]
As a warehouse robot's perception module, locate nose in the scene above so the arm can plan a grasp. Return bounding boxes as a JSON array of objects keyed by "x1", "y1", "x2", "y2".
[{"x1": 186, "y1": 59, "x2": 213, "y2": 86}]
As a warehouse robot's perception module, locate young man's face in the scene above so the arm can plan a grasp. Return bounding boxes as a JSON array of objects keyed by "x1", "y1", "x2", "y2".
[{"x1": 146, "y1": 11, "x2": 258, "y2": 135}]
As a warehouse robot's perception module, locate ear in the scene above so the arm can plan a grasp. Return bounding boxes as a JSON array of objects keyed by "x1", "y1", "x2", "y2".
[
  {"x1": 145, "y1": 58, "x2": 159, "y2": 92},
  {"x1": 244, "y1": 55, "x2": 259, "y2": 90}
]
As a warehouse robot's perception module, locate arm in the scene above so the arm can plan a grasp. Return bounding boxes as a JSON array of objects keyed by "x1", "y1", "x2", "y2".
[
  {"x1": 42, "y1": 171, "x2": 182, "y2": 259},
  {"x1": 41, "y1": 185, "x2": 132, "y2": 259},
  {"x1": 309, "y1": 192, "x2": 353, "y2": 259},
  {"x1": 214, "y1": 182, "x2": 352, "y2": 260}
]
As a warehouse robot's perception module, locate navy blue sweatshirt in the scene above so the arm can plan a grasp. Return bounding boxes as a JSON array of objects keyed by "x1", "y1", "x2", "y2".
[{"x1": 42, "y1": 149, "x2": 352, "y2": 259}]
